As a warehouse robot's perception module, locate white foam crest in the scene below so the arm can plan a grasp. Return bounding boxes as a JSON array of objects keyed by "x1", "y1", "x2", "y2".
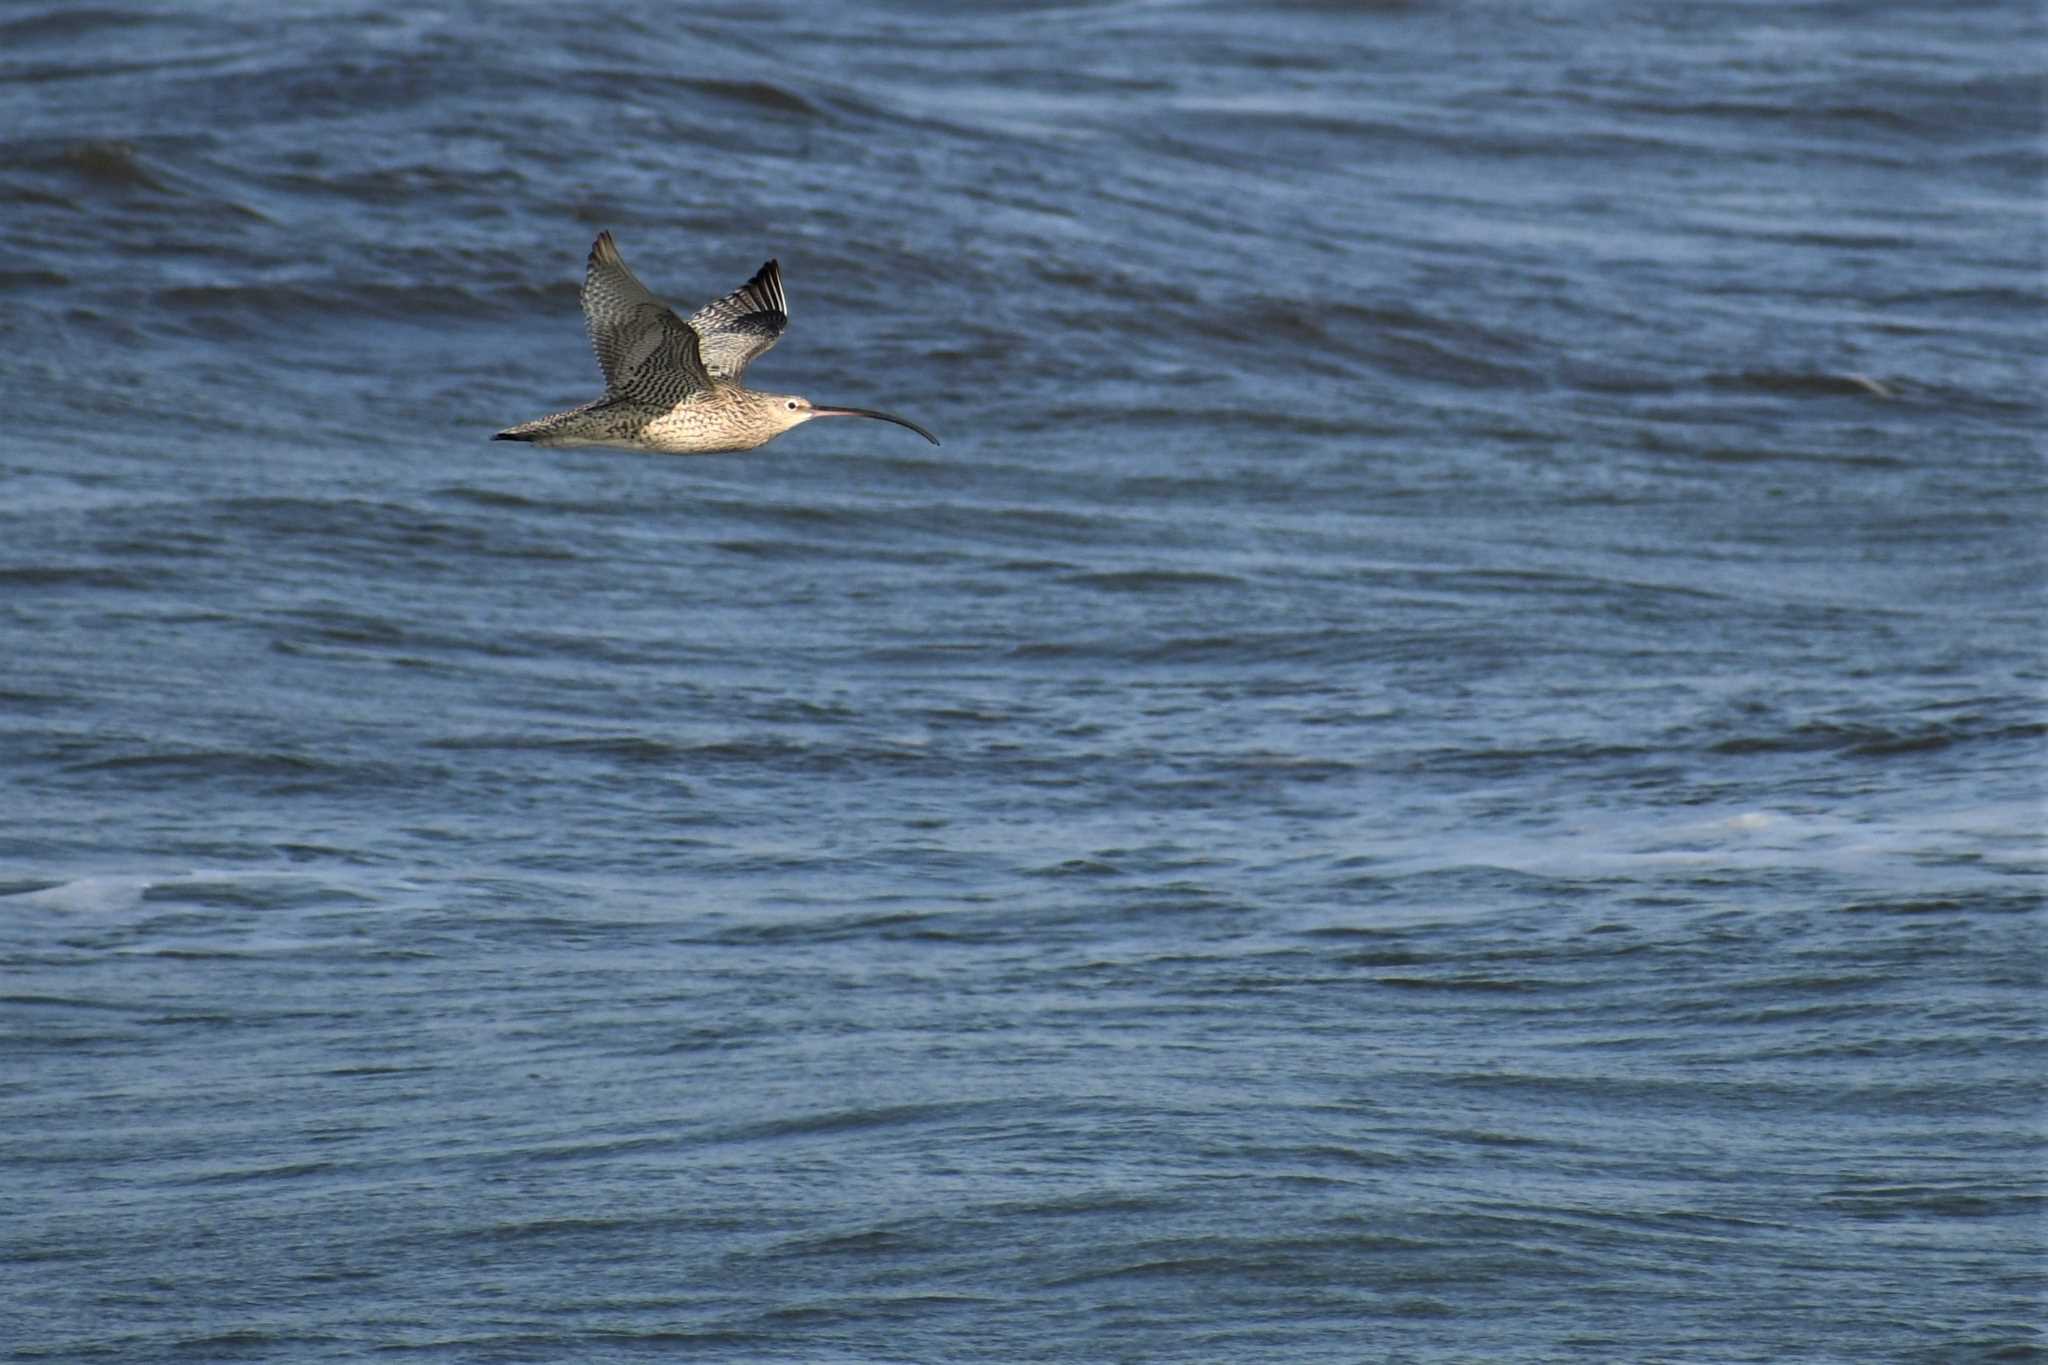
[{"x1": 6, "y1": 875, "x2": 158, "y2": 915}]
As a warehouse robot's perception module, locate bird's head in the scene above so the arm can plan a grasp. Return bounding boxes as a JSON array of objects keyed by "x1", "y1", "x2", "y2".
[{"x1": 761, "y1": 393, "x2": 940, "y2": 446}]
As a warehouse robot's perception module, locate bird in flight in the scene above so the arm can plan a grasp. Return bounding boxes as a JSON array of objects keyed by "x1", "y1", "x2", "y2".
[{"x1": 495, "y1": 232, "x2": 938, "y2": 454}]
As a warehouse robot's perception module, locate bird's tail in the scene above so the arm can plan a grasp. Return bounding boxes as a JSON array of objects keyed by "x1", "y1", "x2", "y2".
[{"x1": 493, "y1": 398, "x2": 614, "y2": 445}]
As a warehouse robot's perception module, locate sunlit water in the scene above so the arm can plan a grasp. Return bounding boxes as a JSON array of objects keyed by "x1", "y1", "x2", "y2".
[{"x1": 3, "y1": 2, "x2": 2042, "y2": 1360}]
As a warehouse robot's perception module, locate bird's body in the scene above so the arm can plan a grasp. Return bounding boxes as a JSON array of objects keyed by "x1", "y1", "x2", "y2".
[
  {"x1": 502, "y1": 383, "x2": 783, "y2": 456},
  {"x1": 495, "y1": 232, "x2": 938, "y2": 455}
]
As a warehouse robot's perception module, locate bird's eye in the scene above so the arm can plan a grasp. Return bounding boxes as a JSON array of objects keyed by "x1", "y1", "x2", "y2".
[{"x1": 786, "y1": 400, "x2": 799, "y2": 410}]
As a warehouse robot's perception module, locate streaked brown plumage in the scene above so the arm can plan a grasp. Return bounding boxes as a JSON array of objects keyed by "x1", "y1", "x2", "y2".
[{"x1": 495, "y1": 232, "x2": 938, "y2": 455}]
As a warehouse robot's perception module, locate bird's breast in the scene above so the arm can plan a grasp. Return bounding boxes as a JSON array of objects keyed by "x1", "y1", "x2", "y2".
[{"x1": 638, "y1": 391, "x2": 769, "y2": 455}]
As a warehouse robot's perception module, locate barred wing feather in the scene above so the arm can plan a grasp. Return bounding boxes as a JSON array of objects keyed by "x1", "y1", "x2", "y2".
[
  {"x1": 580, "y1": 231, "x2": 712, "y2": 400},
  {"x1": 688, "y1": 259, "x2": 789, "y2": 381}
]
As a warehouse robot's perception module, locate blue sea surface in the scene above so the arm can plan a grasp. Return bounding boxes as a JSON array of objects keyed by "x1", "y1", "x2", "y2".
[{"x1": 1, "y1": 2, "x2": 2042, "y2": 1360}]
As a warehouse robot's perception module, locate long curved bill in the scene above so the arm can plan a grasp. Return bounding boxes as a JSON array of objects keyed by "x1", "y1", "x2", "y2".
[{"x1": 810, "y1": 404, "x2": 940, "y2": 446}]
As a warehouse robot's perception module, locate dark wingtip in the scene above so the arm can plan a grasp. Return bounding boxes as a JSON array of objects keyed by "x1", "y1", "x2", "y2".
[{"x1": 491, "y1": 431, "x2": 532, "y2": 442}]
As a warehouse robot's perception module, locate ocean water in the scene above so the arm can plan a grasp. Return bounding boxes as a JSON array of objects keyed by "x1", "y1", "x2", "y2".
[{"x1": 2, "y1": 1, "x2": 2043, "y2": 1360}]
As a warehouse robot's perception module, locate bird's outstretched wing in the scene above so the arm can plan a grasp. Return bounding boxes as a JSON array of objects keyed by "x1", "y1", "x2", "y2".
[
  {"x1": 581, "y1": 232, "x2": 712, "y2": 401},
  {"x1": 687, "y1": 260, "x2": 789, "y2": 381}
]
